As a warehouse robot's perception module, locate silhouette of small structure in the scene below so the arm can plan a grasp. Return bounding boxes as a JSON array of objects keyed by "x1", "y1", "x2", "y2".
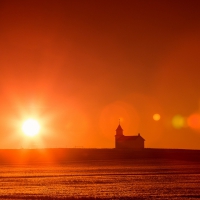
[{"x1": 115, "y1": 124, "x2": 145, "y2": 149}]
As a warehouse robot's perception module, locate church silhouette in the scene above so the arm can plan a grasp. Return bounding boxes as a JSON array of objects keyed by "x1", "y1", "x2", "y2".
[{"x1": 115, "y1": 123, "x2": 145, "y2": 149}]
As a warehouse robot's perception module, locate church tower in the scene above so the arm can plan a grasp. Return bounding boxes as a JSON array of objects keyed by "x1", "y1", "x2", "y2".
[
  {"x1": 115, "y1": 124, "x2": 123, "y2": 136},
  {"x1": 115, "y1": 120, "x2": 124, "y2": 148}
]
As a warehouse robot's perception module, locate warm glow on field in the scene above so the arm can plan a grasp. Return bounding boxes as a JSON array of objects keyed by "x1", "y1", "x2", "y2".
[{"x1": 22, "y1": 119, "x2": 40, "y2": 137}]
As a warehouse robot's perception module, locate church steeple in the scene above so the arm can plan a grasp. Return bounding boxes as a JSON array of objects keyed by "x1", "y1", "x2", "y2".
[{"x1": 116, "y1": 119, "x2": 123, "y2": 136}]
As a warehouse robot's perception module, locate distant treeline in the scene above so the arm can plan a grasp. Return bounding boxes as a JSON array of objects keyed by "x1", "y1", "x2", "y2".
[{"x1": 0, "y1": 148, "x2": 200, "y2": 164}]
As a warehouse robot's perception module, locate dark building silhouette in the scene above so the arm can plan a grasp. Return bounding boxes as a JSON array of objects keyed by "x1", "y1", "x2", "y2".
[{"x1": 115, "y1": 124, "x2": 145, "y2": 149}]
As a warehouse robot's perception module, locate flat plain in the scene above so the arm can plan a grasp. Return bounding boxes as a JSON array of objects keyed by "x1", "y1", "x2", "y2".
[{"x1": 0, "y1": 158, "x2": 200, "y2": 199}]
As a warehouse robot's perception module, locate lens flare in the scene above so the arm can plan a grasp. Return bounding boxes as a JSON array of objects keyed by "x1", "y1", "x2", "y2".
[
  {"x1": 172, "y1": 115, "x2": 185, "y2": 129},
  {"x1": 153, "y1": 114, "x2": 160, "y2": 121},
  {"x1": 187, "y1": 113, "x2": 200, "y2": 130}
]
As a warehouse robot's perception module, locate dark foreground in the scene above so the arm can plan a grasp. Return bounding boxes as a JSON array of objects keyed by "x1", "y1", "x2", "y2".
[
  {"x1": 0, "y1": 148, "x2": 200, "y2": 199},
  {"x1": 0, "y1": 159, "x2": 200, "y2": 200},
  {"x1": 0, "y1": 148, "x2": 200, "y2": 164}
]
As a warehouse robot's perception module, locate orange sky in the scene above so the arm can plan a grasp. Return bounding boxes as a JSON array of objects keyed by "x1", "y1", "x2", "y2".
[{"x1": 0, "y1": 0, "x2": 200, "y2": 149}]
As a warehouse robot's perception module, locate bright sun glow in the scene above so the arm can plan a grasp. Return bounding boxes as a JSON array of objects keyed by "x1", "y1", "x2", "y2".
[{"x1": 22, "y1": 119, "x2": 40, "y2": 137}]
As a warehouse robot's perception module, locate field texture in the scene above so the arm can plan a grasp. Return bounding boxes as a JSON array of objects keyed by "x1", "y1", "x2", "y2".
[{"x1": 0, "y1": 159, "x2": 200, "y2": 199}]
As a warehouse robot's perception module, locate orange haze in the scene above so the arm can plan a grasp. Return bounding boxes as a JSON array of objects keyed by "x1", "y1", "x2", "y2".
[{"x1": 0, "y1": 0, "x2": 200, "y2": 149}]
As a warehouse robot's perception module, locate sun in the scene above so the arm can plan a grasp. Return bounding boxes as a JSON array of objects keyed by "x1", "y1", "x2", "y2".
[{"x1": 22, "y1": 119, "x2": 40, "y2": 137}]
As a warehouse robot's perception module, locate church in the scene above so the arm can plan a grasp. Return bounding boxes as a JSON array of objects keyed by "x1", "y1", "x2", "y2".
[{"x1": 115, "y1": 124, "x2": 145, "y2": 149}]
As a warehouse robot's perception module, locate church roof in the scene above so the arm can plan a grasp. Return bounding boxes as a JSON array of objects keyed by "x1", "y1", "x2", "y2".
[
  {"x1": 116, "y1": 124, "x2": 123, "y2": 131},
  {"x1": 118, "y1": 135, "x2": 145, "y2": 141}
]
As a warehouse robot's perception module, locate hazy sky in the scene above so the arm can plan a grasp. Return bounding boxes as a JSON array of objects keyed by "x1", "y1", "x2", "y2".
[{"x1": 1, "y1": 0, "x2": 200, "y2": 149}]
